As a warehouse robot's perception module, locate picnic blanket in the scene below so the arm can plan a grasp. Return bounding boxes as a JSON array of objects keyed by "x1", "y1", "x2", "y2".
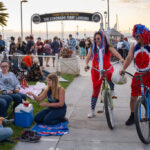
[
  {"x1": 19, "y1": 82, "x2": 46, "y2": 100},
  {"x1": 32, "y1": 121, "x2": 69, "y2": 136}
]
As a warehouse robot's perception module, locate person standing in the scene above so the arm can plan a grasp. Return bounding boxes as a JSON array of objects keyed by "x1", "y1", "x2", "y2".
[
  {"x1": 123, "y1": 37, "x2": 130, "y2": 59},
  {"x1": 44, "y1": 40, "x2": 52, "y2": 67},
  {"x1": 25, "y1": 35, "x2": 35, "y2": 54},
  {"x1": 0, "y1": 35, "x2": 5, "y2": 53},
  {"x1": 120, "y1": 24, "x2": 150, "y2": 126},
  {"x1": 85, "y1": 38, "x2": 92, "y2": 55},
  {"x1": 16, "y1": 37, "x2": 26, "y2": 54},
  {"x1": 79, "y1": 39, "x2": 86, "y2": 59},
  {"x1": 9, "y1": 36, "x2": 16, "y2": 55},
  {"x1": 117, "y1": 35, "x2": 127, "y2": 59},
  {"x1": 51, "y1": 37, "x2": 60, "y2": 67},
  {"x1": 68, "y1": 34, "x2": 76, "y2": 56},
  {"x1": 36, "y1": 37, "x2": 44, "y2": 67}
]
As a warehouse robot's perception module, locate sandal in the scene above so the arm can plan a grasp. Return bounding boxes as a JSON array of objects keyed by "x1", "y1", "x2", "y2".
[{"x1": 20, "y1": 130, "x2": 41, "y2": 143}]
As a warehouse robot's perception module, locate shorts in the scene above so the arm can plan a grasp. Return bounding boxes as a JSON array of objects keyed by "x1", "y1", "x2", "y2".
[{"x1": 131, "y1": 71, "x2": 150, "y2": 96}]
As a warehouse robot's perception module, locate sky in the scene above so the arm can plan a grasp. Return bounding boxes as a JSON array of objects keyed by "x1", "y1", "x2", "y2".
[{"x1": 1, "y1": 0, "x2": 150, "y2": 35}]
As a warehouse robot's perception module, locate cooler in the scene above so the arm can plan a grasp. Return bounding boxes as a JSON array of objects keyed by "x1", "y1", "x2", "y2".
[{"x1": 14, "y1": 103, "x2": 33, "y2": 128}]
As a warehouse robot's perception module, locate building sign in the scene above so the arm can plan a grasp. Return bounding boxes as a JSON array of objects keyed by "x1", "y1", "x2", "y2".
[
  {"x1": 32, "y1": 14, "x2": 41, "y2": 24},
  {"x1": 32, "y1": 12, "x2": 101, "y2": 24}
]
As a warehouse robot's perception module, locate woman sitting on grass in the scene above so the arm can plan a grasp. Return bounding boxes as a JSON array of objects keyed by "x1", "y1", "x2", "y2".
[{"x1": 27, "y1": 74, "x2": 67, "y2": 125}]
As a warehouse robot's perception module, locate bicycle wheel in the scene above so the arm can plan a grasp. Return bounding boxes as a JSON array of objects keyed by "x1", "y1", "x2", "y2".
[
  {"x1": 104, "y1": 89, "x2": 114, "y2": 129},
  {"x1": 135, "y1": 97, "x2": 150, "y2": 144}
]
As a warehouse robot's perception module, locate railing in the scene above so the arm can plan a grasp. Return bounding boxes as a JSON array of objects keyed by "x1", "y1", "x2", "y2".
[{"x1": 0, "y1": 52, "x2": 59, "y2": 73}]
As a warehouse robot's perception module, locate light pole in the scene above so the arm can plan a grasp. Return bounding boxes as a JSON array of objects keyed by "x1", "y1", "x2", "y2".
[
  {"x1": 61, "y1": 21, "x2": 64, "y2": 39},
  {"x1": 107, "y1": 0, "x2": 110, "y2": 29},
  {"x1": 76, "y1": 25, "x2": 79, "y2": 39},
  {"x1": 20, "y1": 0, "x2": 28, "y2": 40},
  {"x1": 46, "y1": 22, "x2": 48, "y2": 39},
  {"x1": 101, "y1": 0, "x2": 110, "y2": 29},
  {"x1": 104, "y1": 11, "x2": 107, "y2": 31}
]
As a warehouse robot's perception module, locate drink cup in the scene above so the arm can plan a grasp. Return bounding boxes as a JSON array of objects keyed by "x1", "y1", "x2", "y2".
[{"x1": 24, "y1": 102, "x2": 29, "y2": 107}]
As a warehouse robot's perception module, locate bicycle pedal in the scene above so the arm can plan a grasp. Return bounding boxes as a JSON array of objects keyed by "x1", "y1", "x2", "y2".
[{"x1": 112, "y1": 96, "x2": 117, "y2": 99}]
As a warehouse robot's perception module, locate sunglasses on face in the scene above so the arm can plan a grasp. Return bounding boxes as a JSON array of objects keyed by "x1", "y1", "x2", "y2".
[
  {"x1": 96, "y1": 38, "x2": 101, "y2": 41},
  {"x1": 1, "y1": 65, "x2": 9, "y2": 68}
]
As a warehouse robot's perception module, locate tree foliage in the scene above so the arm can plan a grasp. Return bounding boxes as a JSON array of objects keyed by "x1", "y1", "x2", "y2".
[{"x1": 0, "y1": 2, "x2": 9, "y2": 26}]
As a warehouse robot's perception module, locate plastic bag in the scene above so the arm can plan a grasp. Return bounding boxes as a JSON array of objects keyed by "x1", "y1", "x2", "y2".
[{"x1": 111, "y1": 63, "x2": 127, "y2": 85}]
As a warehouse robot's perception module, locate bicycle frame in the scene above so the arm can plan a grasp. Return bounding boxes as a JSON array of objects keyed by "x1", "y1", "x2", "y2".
[
  {"x1": 101, "y1": 72, "x2": 113, "y2": 107},
  {"x1": 124, "y1": 71, "x2": 150, "y2": 121},
  {"x1": 140, "y1": 81, "x2": 150, "y2": 121},
  {"x1": 92, "y1": 68, "x2": 113, "y2": 108}
]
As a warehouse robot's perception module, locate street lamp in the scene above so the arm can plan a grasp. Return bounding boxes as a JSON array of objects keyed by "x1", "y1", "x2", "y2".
[
  {"x1": 104, "y1": 11, "x2": 107, "y2": 31},
  {"x1": 101, "y1": 0, "x2": 110, "y2": 29},
  {"x1": 107, "y1": 0, "x2": 110, "y2": 29},
  {"x1": 20, "y1": 0, "x2": 28, "y2": 40}
]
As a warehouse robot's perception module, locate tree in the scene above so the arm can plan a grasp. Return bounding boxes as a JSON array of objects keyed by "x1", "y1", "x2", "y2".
[{"x1": 0, "y1": 2, "x2": 8, "y2": 26}]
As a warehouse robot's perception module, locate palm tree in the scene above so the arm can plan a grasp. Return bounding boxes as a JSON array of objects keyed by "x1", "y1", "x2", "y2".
[{"x1": 0, "y1": 2, "x2": 8, "y2": 26}]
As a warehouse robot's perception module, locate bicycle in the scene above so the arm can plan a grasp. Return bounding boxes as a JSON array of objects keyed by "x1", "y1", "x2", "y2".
[
  {"x1": 123, "y1": 70, "x2": 150, "y2": 144},
  {"x1": 91, "y1": 63, "x2": 118, "y2": 130}
]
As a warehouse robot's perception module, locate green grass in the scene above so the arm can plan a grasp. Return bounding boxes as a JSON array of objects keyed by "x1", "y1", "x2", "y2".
[{"x1": 0, "y1": 74, "x2": 76, "y2": 150}]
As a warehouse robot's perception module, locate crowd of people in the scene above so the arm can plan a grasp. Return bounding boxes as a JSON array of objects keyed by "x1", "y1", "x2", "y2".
[{"x1": 0, "y1": 24, "x2": 149, "y2": 143}]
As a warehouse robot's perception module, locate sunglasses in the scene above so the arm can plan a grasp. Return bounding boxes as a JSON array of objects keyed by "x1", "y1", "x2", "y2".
[
  {"x1": 96, "y1": 38, "x2": 101, "y2": 41},
  {"x1": 1, "y1": 65, "x2": 9, "y2": 68}
]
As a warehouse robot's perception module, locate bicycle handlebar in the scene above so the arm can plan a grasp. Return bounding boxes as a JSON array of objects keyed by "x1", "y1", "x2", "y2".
[
  {"x1": 123, "y1": 70, "x2": 149, "y2": 79},
  {"x1": 90, "y1": 61, "x2": 121, "y2": 73}
]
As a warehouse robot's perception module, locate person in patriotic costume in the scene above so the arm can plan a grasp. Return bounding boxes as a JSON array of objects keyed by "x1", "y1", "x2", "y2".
[
  {"x1": 120, "y1": 24, "x2": 150, "y2": 126},
  {"x1": 84, "y1": 31, "x2": 124, "y2": 118}
]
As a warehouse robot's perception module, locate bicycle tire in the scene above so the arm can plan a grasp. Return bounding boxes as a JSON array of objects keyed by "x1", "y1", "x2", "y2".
[
  {"x1": 104, "y1": 89, "x2": 114, "y2": 130},
  {"x1": 135, "y1": 97, "x2": 150, "y2": 144}
]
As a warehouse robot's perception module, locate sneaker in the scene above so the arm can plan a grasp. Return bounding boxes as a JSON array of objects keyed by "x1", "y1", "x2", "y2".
[
  {"x1": 125, "y1": 115, "x2": 134, "y2": 126},
  {"x1": 88, "y1": 111, "x2": 96, "y2": 118},
  {"x1": 111, "y1": 90, "x2": 117, "y2": 99}
]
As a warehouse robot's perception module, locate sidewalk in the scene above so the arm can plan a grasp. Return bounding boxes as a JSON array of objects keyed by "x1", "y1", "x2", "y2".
[{"x1": 14, "y1": 59, "x2": 150, "y2": 150}]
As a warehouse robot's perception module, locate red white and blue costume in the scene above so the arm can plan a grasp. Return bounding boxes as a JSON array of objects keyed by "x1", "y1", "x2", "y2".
[
  {"x1": 131, "y1": 24, "x2": 150, "y2": 96},
  {"x1": 90, "y1": 31, "x2": 114, "y2": 110}
]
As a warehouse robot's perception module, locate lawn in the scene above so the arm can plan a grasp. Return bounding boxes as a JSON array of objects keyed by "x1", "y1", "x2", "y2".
[{"x1": 0, "y1": 74, "x2": 76, "y2": 150}]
